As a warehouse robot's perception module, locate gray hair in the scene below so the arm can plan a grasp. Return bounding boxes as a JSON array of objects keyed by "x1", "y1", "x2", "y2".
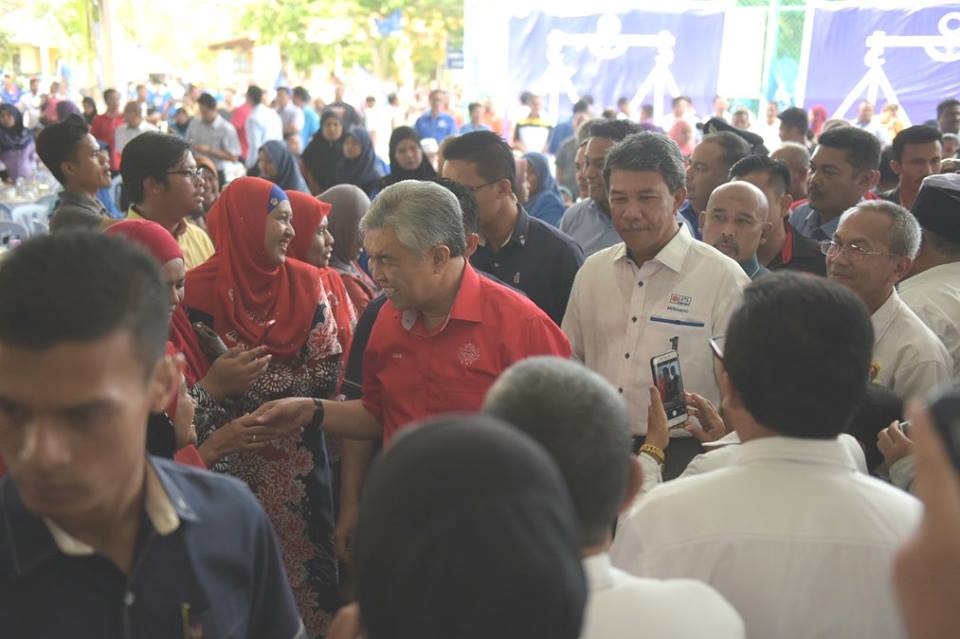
[
  {"x1": 483, "y1": 357, "x2": 631, "y2": 547},
  {"x1": 603, "y1": 132, "x2": 686, "y2": 193},
  {"x1": 840, "y1": 200, "x2": 921, "y2": 259},
  {"x1": 360, "y1": 180, "x2": 466, "y2": 257}
]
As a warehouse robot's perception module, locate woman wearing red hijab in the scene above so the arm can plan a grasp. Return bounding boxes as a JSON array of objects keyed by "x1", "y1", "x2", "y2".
[
  {"x1": 106, "y1": 219, "x2": 275, "y2": 472},
  {"x1": 286, "y1": 190, "x2": 357, "y2": 362},
  {"x1": 184, "y1": 176, "x2": 343, "y2": 637}
]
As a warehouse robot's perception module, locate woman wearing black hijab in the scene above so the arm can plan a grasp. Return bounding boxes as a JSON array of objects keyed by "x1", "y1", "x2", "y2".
[
  {"x1": 302, "y1": 109, "x2": 344, "y2": 195},
  {"x1": 335, "y1": 126, "x2": 383, "y2": 197},
  {"x1": 342, "y1": 414, "x2": 588, "y2": 639},
  {"x1": 380, "y1": 125, "x2": 436, "y2": 189}
]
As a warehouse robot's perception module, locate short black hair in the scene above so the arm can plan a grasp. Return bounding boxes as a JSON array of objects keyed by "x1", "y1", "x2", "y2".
[
  {"x1": 603, "y1": 132, "x2": 686, "y2": 193},
  {"x1": 0, "y1": 233, "x2": 169, "y2": 373},
  {"x1": 671, "y1": 96, "x2": 690, "y2": 107},
  {"x1": 484, "y1": 357, "x2": 631, "y2": 547},
  {"x1": 276, "y1": 86, "x2": 290, "y2": 95},
  {"x1": 617, "y1": 96, "x2": 629, "y2": 107},
  {"x1": 442, "y1": 131, "x2": 517, "y2": 191},
  {"x1": 878, "y1": 145, "x2": 897, "y2": 185},
  {"x1": 467, "y1": 102, "x2": 481, "y2": 113},
  {"x1": 292, "y1": 86, "x2": 310, "y2": 102},
  {"x1": 700, "y1": 131, "x2": 752, "y2": 170},
  {"x1": 729, "y1": 154, "x2": 791, "y2": 195},
  {"x1": 589, "y1": 119, "x2": 641, "y2": 143},
  {"x1": 891, "y1": 125, "x2": 942, "y2": 162},
  {"x1": 937, "y1": 98, "x2": 960, "y2": 118},
  {"x1": 35, "y1": 114, "x2": 90, "y2": 185},
  {"x1": 817, "y1": 126, "x2": 882, "y2": 171},
  {"x1": 844, "y1": 384, "x2": 903, "y2": 473},
  {"x1": 103, "y1": 88, "x2": 119, "y2": 102},
  {"x1": 246, "y1": 85, "x2": 263, "y2": 105},
  {"x1": 572, "y1": 99, "x2": 590, "y2": 114},
  {"x1": 432, "y1": 177, "x2": 479, "y2": 235},
  {"x1": 724, "y1": 272, "x2": 874, "y2": 438},
  {"x1": 197, "y1": 93, "x2": 217, "y2": 110},
  {"x1": 779, "y1": 107, "x2": 808, "y2": 133},
  {"x1": 120, "y1": 132, "x2": 191, "y2": 204}
]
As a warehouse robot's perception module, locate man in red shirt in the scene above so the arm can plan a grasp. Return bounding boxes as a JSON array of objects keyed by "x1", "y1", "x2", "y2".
[
  {"x1": 253, "y1": 180, "x2": 570, "y2": 442},
  {"x1": 89, "y1": 88, "x2": 124, "y2": 172}
]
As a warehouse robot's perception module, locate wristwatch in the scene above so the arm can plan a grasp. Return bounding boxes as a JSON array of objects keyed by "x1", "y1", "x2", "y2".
[{"x1": 311, "y1": 398, "x2": 325, "y2": 425}]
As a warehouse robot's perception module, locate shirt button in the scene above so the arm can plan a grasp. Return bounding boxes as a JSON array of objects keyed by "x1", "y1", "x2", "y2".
[
  {"x1": 124, "y1": 591, "x2": 136, "y2": 606},
  {"x1": 638, "y1": 281, "x2": 644, "y2": 287},
  {"x1": 493, "y1": 262, "x2": 500, "y2": 268},
  {"x1": 624, "y1": 353, "x2": 630, "y2": 359},
  {"x1": 632, "y1": 316, "x2": 638, "y2": 323},
  {"x1": 618, "y1": 387, "x2": 624, "y2": 394}
]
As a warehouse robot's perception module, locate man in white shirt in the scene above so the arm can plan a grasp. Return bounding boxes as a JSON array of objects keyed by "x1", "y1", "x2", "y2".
[
  {"x1": 825, "y1": 200, "x2": 951, "y2": 398},
  {"x1": 484, "y1": 356, "x2": 745, "y2": 639},
  {"x1": 114, "y1": 101, "x2": 155, "y2": 158},
  {"x1": 243, "y1": 85, "x2": 283, "y2": 169},
  {"x1": 611, "y1": 272, "x2": 922, "y2": 639},
  {"x1": 186, "y1": 93, "x2": 242, "y2": 175},
  {"x1": 275, "y1": 87, "x2": 304, "y2": 138},
  {"x1": 898, "y1": 173, "x2": 960, "y2": 378},
  {"x1": 562, "y1": 132, "x2": 749, "y2": 478}
]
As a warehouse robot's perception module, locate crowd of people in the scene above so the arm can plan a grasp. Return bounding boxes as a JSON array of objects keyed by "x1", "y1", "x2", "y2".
[{"x1": 1, "y1": 63, "x2": 960, "y2": 638}]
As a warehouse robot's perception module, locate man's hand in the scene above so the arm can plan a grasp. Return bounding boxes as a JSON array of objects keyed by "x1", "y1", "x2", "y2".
[
  {"x1": 893, "y1": 401, "x2": 960, "y2": 639},
  {"x1": 326, "y1": 603, "x2": 363, "y2": 639},
  {"x1": 683, "y1": 392, "x2": 728, "y2": 443},
  {"x1": 878, "y1": 420, "x2": 913, "y2": 468},
  {"x1": 194, "y1": 143, "x2": 211, "y2": 154},
  {"x1": 334, "y1": 503, "x2": 359, "y2": 565},
  {"x1": 645, "y1": 386, "x2": 671, "y2": 451},
  {"x1": 253, "y1": 397, "x2": 317, "y2": 433}
]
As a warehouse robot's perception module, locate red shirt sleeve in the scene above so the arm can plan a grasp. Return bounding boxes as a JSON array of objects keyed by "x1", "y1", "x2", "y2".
[
  {"x1": 360, "y1": 318, "x2": 384, "y2": 423},
  {"x1": 520, "y1": 315, "x2": 572, "y2": 359},
  {"x1": 174, "y1": 445, "x2": 207, "y2": 469}
]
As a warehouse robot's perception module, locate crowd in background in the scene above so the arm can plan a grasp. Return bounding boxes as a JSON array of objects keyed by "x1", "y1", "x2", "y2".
[{"x1": 2, "y1": 62, "x2": 960, "y2": 639}]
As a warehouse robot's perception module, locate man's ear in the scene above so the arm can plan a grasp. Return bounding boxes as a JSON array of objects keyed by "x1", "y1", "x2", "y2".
[
  {"x1": 147, "y1": 352, "x2": 180, "y2": 413},
  {"x1": 430, "y1": 245, "x2": 452, "y2": 271}
]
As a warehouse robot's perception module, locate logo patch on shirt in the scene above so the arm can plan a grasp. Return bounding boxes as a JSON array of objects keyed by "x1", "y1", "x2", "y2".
[
  {"x1": 669, "y1": 293, "x2": 692, "y2": 307},
  {"x1": 458, "y1": 342, "x2": 480, "y2": 366}
]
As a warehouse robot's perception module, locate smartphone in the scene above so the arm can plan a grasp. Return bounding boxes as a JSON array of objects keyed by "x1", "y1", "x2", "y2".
[
  {"x1": 928, "y1": 386, "x2": 960, "y2": 472},
  {"x1": 650, "y1": 350, "x2": 688, "y2": 427}
]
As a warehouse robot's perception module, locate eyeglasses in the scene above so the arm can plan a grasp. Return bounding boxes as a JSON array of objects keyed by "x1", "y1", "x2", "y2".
[
  {"x1": 819, "y1": 240, "x2": 897, "y2": 261},
  {"x1": 166, "y1": 168, "x2": 204, "y2": 181},
  {"x1": 467, "y1": 178, "x2": 504, "y2": 193},
  {"x1": 709, "y1": 335, "x2": 725, "y2": 360}
]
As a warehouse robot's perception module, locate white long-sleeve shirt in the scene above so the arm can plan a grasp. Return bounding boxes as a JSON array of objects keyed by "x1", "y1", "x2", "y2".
[{"x1": 244, "y1": 105, "x2": 283, "y2": 168}]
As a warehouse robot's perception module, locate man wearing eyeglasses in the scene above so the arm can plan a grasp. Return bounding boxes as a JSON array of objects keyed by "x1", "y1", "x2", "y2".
[
  {"x1": 442, "y1": 131, "x2": 584, "y2": 325},
  {"x1": 120, "y1": 132, "x2": 214, "y2": 269},
  {"x1": 824, "y1": 200, "x2": 950, "y2": 399}
]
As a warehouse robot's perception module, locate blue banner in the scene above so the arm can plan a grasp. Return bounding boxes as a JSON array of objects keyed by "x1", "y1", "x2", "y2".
[
  {"x1": 507, "y1": 10, "x2": 725, "y2": 118},
  {"x1": 803, "y1": 6, "x2": 960, "y2": 124}
]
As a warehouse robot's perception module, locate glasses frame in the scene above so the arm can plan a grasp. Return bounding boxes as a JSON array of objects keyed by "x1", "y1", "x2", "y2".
[
  {"x1": 819, "y1": 239, "x2": 898, "y2": 261},
  {"x1": 166, "y1": 168, "x2": 205, "y2": 181},
  {"x1": 467, "y1": 178, "x2": 506, "y2": 194}
]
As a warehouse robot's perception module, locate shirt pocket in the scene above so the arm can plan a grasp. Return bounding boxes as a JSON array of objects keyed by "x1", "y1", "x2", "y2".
[{"x1": 646, "y1": 314, "x2": 708, "y2": 355}]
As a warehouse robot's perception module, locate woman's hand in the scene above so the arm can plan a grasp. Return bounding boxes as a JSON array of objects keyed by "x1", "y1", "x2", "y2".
[
  {"x1": 199, "y1": 345, "x2": 272, "y2": 401},
  {"x1": 172, "y1": 375, "x2": 198, "y2": 449},
  {"x1": 198, "y1": 413, "x2": 283, "y2": 466}
]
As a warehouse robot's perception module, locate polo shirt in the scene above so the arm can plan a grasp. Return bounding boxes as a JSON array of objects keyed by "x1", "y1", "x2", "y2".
[
  {"x1": 361, "y1": 263, "x2": 571, "y2": 442},
  {"x1": 185, "y1": 115, "x2": 243, "y2": 172},
  {"x1": 870, "y1": 289, "x2": 952, "y2": 399},
  {"x1": 414, "y1": 111, "x2": 456, "y2": 142},
  {"x1": 0, "y1": 457, "x2": 305, "y2": 639},
  {"x1": 739, "y1": 254, "x2": 769, "y2": 279},
  {"x1": 558, "y1": 198, "x2": 622, "y2": 257},
  {"x1": 788, "y1": 201, "x2": 843, "y2": 241},
  {"x1": 611, "y1": 436, "x2": 922, "y2": 639},
  {"x1": 898, "y1": 261, "x2": 960, "y2": 379},
  {"x1": 562, "y1": 225, "x2": 749, "y2": 435},
  {"x1": 49, "y1": 190, "x2": 110, "y2": 234},
  {"x1": 127, "y1": 208, "x2": 215, "y2": 270},
  {"x1": 114, "y1": 122, "x2": 156, "y2": 158},
  {"x1": 471, "y1": 205, "x2": 584, "y2": 325},
  {"x1": 90, "y1": 113, "x2": 125, "y2": 171},
  {"x1": 300, "y1": 106, "x2": 320, "y2": 148},
  {"x1": 514, "y1": 116, "x2": 552, "y2": 153},
  {"x1": 458, "y1": 122, "x2": 490, "y2": 135},
  {"x1": 277, "y1": 104, "x2": 305, "y2": 133},
  {"x1": 879, "y1": 186, "x2": 902, "y2": 206},
  {"x1": 580, "y1": 553, "x2": 745, "y2": 639},
  {"x1": 767, "y1": 219, "x2": 827, "y2": 276}
]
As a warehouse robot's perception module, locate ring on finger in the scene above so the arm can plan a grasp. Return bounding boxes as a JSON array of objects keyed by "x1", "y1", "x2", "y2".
[{"x1": 252, "y1": 433, "x2": 257, "y2": 443}]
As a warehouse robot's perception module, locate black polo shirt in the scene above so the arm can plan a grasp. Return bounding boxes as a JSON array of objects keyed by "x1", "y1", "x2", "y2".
[
  {"x1": 470, "y1": 205, "x2": 584, "y2": 325},
  {"x1": 769, "y1": 220, "x2": 827, "y2": 276}
]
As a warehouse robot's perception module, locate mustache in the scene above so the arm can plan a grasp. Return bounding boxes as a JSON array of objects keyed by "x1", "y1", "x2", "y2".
[{"x1": 713, "y1": 237, "x2": 741, "y2": 253}]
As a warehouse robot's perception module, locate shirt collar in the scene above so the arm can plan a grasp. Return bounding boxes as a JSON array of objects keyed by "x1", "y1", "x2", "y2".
[
  {"x1": 58, "y1": 190, "x2": 106, "y2": 212},
  {"x1": 619, "y1": 224, "x2": 690, "y2": 273},
  {"x1": 733, "y1": 435, "x2": 859, "y2": 472},
  {"x1": 478, "y1": 204, "x2": 530, "y2": 249},
  {"x1": 871, "y1": 289, "x2": 902, "y2": 346},
  {"x1": 582, "y1": 552, "x2": 616, "y2": 592},
  {"x1": 399, "y1": 262, "x2": 483, "y2": 331},
  {"x1": 43, "y1": 460, "x2": 182, "y2": 557},
  {"x1": 127, "y1": 207, "x2": 187, "y2": 238},
  {"x1": 739, "y1": 253, "x2": 763, "y2": 278}
]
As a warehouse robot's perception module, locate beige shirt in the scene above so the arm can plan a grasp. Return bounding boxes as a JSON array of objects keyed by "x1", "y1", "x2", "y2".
[
  {"x1": 898, "y1": 261, "x2": 960, "y2": 380},
  {"x1": 562, "y1": 225, "x2": 749, "y2": 434},
  {"x1": 870, "y1": 289, "x2": 952, "y2": 399}
]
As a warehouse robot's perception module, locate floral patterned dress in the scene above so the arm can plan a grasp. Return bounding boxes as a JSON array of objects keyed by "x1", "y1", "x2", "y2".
[{"x1": 189, "y1": 300, "x2": 342, "y2": 638}]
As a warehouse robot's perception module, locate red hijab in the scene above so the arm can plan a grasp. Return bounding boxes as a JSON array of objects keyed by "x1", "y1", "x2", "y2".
[
  {"x1": 286, "y1": 191, "x2": 355, "y2": 360},
  {"x1": 184, "y1": 177, "x2": 322, "y2": 360},
  {"x1": 105, "y1": 219, "x2": 209, "y2": 385}
]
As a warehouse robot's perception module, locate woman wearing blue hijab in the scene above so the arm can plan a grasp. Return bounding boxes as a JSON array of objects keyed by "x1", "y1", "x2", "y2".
[
  {"x1": 522, "y1": 152, "x2": 566, "y2": 227},
  {"x1": 258, "y1": 139, "x2": 309, "y2": 193},
  {"x1": 336, "y1": 126, "x2": 383, "y2": 197}
]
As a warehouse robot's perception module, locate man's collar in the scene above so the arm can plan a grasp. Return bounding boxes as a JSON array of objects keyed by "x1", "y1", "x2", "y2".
[
  {"x1": 127, "y1": 207, "x2": 187, "y2": 238},
  {"x1": 871, "y1": 288, "x2": 902, "y2": 344},
  {"x1": 733, "y1": 435, "x2": 859, "y2": 472},
  {"x1": 59, "y1": 190, "x2": 105, "y2": 210},
  {"x1": 478, "y1": 204, "x2": 529, "y2": 250},
  {"x1": 399, "y1": 262, "x2": 483, "y2": 331},
  {"x1": 739, "y1": 253, "x2": 764, "y2": 278},
  {"x1": 619, "y1": 224, "x2": 690, "y2": 273}
]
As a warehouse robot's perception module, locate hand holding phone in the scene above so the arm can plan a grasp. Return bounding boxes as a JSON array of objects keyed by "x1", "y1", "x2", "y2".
[{"x1": 650, "y1": 350, "x2": 688, "y2": 428}]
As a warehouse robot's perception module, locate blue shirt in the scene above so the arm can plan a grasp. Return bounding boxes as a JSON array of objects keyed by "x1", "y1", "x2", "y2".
[
  {"x1": 788, "y1": 202, "x2": 841, "y2": 241},
  {"x1": 559, "y1": 198, "x2": 622, "y2": 257},
  {"x1": 548, "y1": 118, "x2": 575, "y2": 155},
  {"x1": 0, "y1": 457, "x2": 305, "y2": 639},
  {"x1": 415, "y1": 111, "x2": 457, "y2": 142},
  {"x1": 471, "y1": 205, "x2": 584, "y2": 325},
  {"x1": 677, "y1": 201, "x2": 702, "y2": 239},
  {"x1": 458, "y1": 122, "x2": 491, "y2": 134},
  {"x1": 739, "y1": 253, "x2": 770, "y2": 280},
  {"x1": 301, "y1": 106, "x2": 320, "y2": 148}
]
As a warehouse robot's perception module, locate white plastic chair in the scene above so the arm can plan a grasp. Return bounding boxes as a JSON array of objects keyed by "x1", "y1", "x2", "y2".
[{"x1": 11, "y1": 204, "x2": 50, "y2": 236}]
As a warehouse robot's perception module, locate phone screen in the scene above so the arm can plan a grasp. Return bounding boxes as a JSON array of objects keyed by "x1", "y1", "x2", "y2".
[{"x1": 654, "y1": 357, "x2": 686, "y2": 421}]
